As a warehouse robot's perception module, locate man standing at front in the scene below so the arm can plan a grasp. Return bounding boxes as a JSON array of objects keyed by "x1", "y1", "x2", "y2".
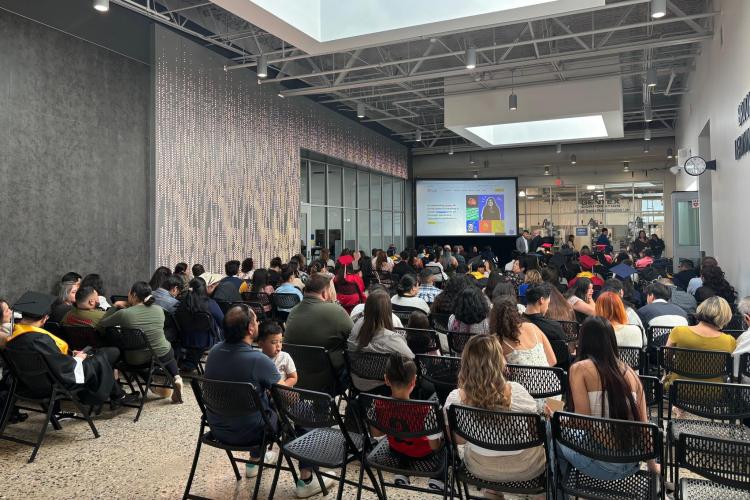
[{"x1": 516, "y1": 230, "x2": 530, "y2": 254}]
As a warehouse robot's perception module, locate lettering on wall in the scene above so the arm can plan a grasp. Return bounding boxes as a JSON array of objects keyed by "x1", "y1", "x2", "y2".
[{"x1": 735, "y1": 90, "x2": 750, "y2": 160}]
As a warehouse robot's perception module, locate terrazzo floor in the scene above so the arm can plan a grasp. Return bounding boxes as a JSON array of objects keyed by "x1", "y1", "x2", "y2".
[{"x1": 0, "y1": 384, "x2": 506, "y2": 500}]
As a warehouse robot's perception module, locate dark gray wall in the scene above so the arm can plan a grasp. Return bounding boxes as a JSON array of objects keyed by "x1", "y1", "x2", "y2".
[{"x1": 0, "y1": 9, "x2": 150, "y2": 302}]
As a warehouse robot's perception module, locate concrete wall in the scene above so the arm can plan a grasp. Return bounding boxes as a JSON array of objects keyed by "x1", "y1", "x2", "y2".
[
  {"x1": 0, "y1": 9, "x2": 150, "y2": 301},
  {"x1": 675, "y1": 0, "x2": 750, "y2": 297},
  {"x1": 154, "y1": 26, "x2": 407, "y2": 274}
]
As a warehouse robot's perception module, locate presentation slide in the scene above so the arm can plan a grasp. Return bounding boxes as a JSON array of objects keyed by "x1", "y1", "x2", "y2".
[{"x1": 416, "y1": 178, "x2": 518, "y2": 237}]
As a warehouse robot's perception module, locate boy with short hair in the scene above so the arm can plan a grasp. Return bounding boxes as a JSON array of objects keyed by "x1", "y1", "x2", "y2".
[{"x1": 257, "y1": 321, "x2": 297, "y2": 387}]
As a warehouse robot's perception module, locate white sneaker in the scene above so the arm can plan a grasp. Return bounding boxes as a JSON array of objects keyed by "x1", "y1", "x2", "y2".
[
  {"x1": 171, "y1": 375, "x2": 183, "y2": 404},
  {"x1": 244, "y1": 450, "x2": 278, "y2": 478},
  {"x1": 393, "y1": 474, "x2": 410, "y2": 486},
  {"x1": 295, "y1": 475, "x2": 336, "y2": 498},
  {"x1": 428, "y1": 478, "x2": 445, "y2": 491}
]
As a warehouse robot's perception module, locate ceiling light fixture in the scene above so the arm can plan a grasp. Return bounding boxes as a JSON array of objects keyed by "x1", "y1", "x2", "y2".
[
  {"x1": 644, "y1": 106, "x2": 653, "y2": 122},
  {"x1": 570, "y1": 154, "x2": 577, "y2": 165},
  {"x1": 357, "y1": 102, "x2": 365, "y2": 118},
  {"x1": 519, "y1": 190, "x2": 526, "y2": 197},
  {"x1": 544, "y1": 166, "x2": 551, "y2": 176},
  {"x1": 448, "y1": 144, "x2": 454, "y2": 155},
  {"x1": 646, "y1": 67, "x2": 658, "y2": 88},
  {"x1": 623, "y1": 161, "x2": 630, "y2": 172},
  {"x1": 509, "y1": 70, "x2": 518, "y2": 111},
  {"x1": 643, "y1": 142, "x2": 650, "y2": 153},
  {"x1": 465, "y1": 46, "x2": 477, "y2": 70},
  {"x1": 644, "y1": 128, "x2": 652, "y2": 141},
  {"x1": 473, "y1": 171, "x2": 478, "y2": 179},
  {"x1": 415, "y1": 130, "x2": 422, "y2": 142},
  {"x1": 651, "y1": 0, "x2": 667, "y2": 19},
  {"x1": 667, "y1": 147, "x2": 674, "y2": 159},
  {"x1": 586, "y1": 185, "x2": 596, "y2": 191},
  {"x1": 93, "y1": 0, "x2": 109, "y2": 12},
  {"x1": 556, "y1": 143, "x2": 562, "y2": 154},
  {"x1": 257, "y1": 55, "x2": 268, "y2": 78}
]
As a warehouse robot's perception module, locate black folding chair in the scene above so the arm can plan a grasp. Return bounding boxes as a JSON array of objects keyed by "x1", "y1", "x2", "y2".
[
  {"x1": 506, "y1": 364, "x2": 566, "y2": 399},
  {"x1": 106, "y1": 326, "x2": 175, "y2": 422},
  {"x1": 429, "y1": 313, "x2": 451, "y2": 333},
  {"x1": 241, "y1": 292, "x2": 271, "y2": 321},
  {"x1": 174, "y1": 308, "x2": 218, "y2": 374},
  {"x1": 448, "y1": 405, "x2": 548, "y2": 498},
  {"x1": 639, "y1": 375, "x2": 663, "y2": 425},
  {"x1": 183, "y1": 378, "x2": 292, "y2": 500},
  {"x1": 675, "y1": 433, "x2": 750, "y2": 499},
  {"x1": 618, "y1": 346, "x2": 646, "y2": 373},
  {"x1": 271, "y1": 293, "x2": 301, "y2": 323},
  {"x1": 415, "y1": 354, "x2": 460, "y2": 403},
  {"x1": 109, "y1": 295, "x2": 128, "y2": 305},
  {"x1": 0, "y1": 349, "x2": 99, "y2": 462},
  {"x1": 658, "y1": 346, "x2": 734, "y2": 382},
  {"x1": 271, "y1": 385, "x2": 383, "y2": 500},
  {"x1": 357, "y1": 394, "x2": 451, "y2": 498},
  {"x1": 551, "y1": 411, "x2": 663, "y2": 499},
  {"x1": 283, "y1": 344, "x2": 344, "y2": 399},
  {"x1": 666, "y1": 380, "x2": 750, "y2": 482},
  {"x1": 549, "y1": 339, "x2": 571, "y2": 370},
  {"x1": 375, "y1": 271, "x2": 394, "y2": 290},
  {"x1": 724, "y1": 313, "x2": 746, "y2": 331},
  {"x1": 59, "y1": 325, "x2": 101, "y2": 351},
  {"x1": 391, "y1": 304, "x2": 422, "y2": 325},
  {"x1": 447, "y1": 331, "x2": 475, "y2": 356},
  {"x1": 344, "y1": 350, "x2": 391, "y2": 395},
  {"x1": 557, "y1": 320, "x2": 580, "y2": 344},
  {"x1": 163, "y1": 311, "x2": 181, "y2": 343}
]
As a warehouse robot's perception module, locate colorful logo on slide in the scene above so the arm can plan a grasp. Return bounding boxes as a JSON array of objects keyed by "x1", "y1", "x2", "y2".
[
  {"x1": 466, "y1": 221, "x2": 478, "y2": 233},
  {"x1": 479, "y1": 220, "x2": 492, "y2": 233}
]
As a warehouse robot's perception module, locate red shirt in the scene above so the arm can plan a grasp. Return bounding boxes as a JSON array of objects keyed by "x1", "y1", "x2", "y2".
[{"x1": 374, "y1": 399, "x2": 433, "y2": 458}]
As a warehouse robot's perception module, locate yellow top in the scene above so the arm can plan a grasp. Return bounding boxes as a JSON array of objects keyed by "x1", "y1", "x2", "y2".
[
  {"x1": 664, "y1": 325, "x2": 735, "y2": 386},
  {"x1": 10, "y1": 324, "x2": 69, "y2": 355}
]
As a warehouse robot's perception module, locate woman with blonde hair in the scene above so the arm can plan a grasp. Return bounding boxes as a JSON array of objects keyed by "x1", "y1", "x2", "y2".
[
  {"x1": 518, "y1": 269, "x2": 543, "y2": 304},
  {"x1": 595, "y1": 292, "x2": 644, "y2": 348},
  {"x1": 444, "y1": 335, "x2": 546, "y2": 489},
  {"x1": 665, "y1": 296, "x2": 736, "y2": 386}
]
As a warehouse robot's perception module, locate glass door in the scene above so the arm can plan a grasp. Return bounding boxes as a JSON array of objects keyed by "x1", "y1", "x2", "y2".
[{"x1": 671, "y1": 192, "x2": 701, "y2": 273}]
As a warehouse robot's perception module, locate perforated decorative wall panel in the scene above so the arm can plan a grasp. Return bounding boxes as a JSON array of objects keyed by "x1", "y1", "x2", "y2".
[{"x1": 154, "y1": 26, "x2": 407, "y2": 273}]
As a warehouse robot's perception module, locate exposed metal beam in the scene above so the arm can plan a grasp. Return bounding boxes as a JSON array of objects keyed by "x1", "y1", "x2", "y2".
[
  {"x1": 551, "y1": 17, "x2": 589, "y2": 50},
  {"x1": 667, "y1": 0, "x2": 707, "y2": 34},
  {"x1": 332, "y1": 49, "x2": 363, "y2": 85},
  {"x1": 161, "y1": 1, "x2": 212, "y2": 15},
  {"x1": 598, "y1": 5, "x2": 636, "y2": 48},
  {"x1": 279, "y1": 34, "x2": 711, "y2": 97}
]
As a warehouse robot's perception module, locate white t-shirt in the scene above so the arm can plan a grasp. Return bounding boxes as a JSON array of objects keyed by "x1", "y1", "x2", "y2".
[
  {"x1": 349, "y1": 303, "x2": 403, "y2": 328},
  {"x1": 614, "y1": 324, "x2": 644, "y2": 348},
  {"x1": 390, "y1": 295, "x2": 430, "y2": 314},
  {"x1": 444, "y1": 383, "x2": 537, "y2": 456},
  {"x1": 272, "y1": 351, "x2": 296, "y2": 382}
]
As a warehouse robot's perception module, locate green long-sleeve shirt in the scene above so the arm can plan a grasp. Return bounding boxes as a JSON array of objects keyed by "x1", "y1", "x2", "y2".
[{"x1": 99, "y1": 304, "x2": 169, "y2": 365}]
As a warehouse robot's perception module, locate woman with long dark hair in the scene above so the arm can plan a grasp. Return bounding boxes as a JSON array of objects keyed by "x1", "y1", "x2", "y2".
[
  {"x1": 176, "y1": 277, "x2": 224, "y2": 371},
  {"x1": 148, "y1": 266, "x2": 172, "y2": 291},
  {"x1": 430, "y1": 274, "x2": 472, "y2": 315},
  {"x1": 558, "y1": 316, "x2": 658, "y2": 479},
  {"x1": 565, "y1": 277, "x2": 595, "y2": 322},
  {"x1": 238, "y1": 258, "x2": 254, "y2": 280},
  {"x1": 347, "y1": 291, "x2": 413, "y2": 393},
  {"x1": 695, "y1": 265, "x2": 737, "y2": 307}
]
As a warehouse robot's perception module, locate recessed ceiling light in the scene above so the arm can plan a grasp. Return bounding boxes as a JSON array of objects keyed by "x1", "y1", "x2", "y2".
[{"x1": 466, "y1": 115, "x2": 608, "y2": 146}]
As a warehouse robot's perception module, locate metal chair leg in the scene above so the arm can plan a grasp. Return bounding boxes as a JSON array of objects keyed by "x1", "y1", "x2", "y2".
[
  {"x1": 226, "y1": 450, "x2": 240, "y2": 480},
  {"x1": 182, "y1": 436, "x2": 203, "y2": 500},
  {"x1": 28, "y1": 399, "x2": 56, "y2": 463},
  {"x1": 267, "y1": 446, "x2": 285, "y2": 499}
]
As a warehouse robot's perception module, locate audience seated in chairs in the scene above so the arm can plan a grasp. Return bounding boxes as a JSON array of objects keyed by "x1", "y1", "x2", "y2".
[
  {"x1": 80, "y1": 273, "x2": 111, "y2": 311},
  {"x1": 416, "y1": 268, "x2": 442, "y2": 306},
  {"x1": 491, "y1": 296, "x2": 557, "y2": 369},
  {"x1": 565, "y1": 277, "x2": 596, "y2": 322},
  {"x1": 212, "y1": 260, "x2": 243, "y2": 304},
  {"x1": 695, "y1": 265, "x2": 738, "y2": 307},
  {"x1": 600, "y1": 278, "x2": 646, "y2": 330},
  {"x1": 449, "y1": 285, "x2": 490, "y2": 334},
  {"x1": 274, "y1": 266, "x2": 304, "y2": 308},
  {"x1": 203, "y1": 304, "x2": 334, "y2": 495},
  {"x1": 444, "y1": 335, "x2": 547, "y2": 491},
  {"x1": 557, "y1": 316, "x2": 659, "y2": 480},
  {"x1": 284, "y1": 273, "x2": 353, "y2": 379},
  {"x1": 350, "y1": 284, "x2": 404, "y2": 329},
  {"x1": 240, "y1": 269, "x2": 275, "y2": 314},
  {"x1": 61, "y1": 286, "x2": 105, "y2": 328},
  {"x1": 390, "y1": 274, "x2": 430, "y2": 315},
  {"x1": 50, "y1": 279, "x2": 79, "y2": 324},
  {"x1": 99, "y1": 282, "x2": 183, "y2": 403},
  {"x1": 637, "y1": 282, "x2": 689, "y2": 328},
  {"x1": 664, "y1": 296, "x2": 736, "y2": 387},
  {"x1": 257, "y1": 321, "x2": 297, "y2": 387},
  {"x1": 732, "y1": 296, "x2": 750, "y2": 380},
  {"x1": 429, "y1": 275, "x2": 471, "y2": 315},
  {"x1": 522, "y1": 283, "x2": 567, "y2": 344}
]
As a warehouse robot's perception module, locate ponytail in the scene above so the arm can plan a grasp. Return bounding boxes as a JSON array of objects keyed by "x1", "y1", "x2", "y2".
[
  {"x1": 130, "y1": 281, "x2": 155, "y2": 306},
  {"x1": 385, "y1": 352, "x2": 416, "y2": 387}
]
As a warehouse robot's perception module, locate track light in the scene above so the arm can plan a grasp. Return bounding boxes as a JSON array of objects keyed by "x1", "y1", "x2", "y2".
[
  {"x1": 257, "y1": 55, "x2": 268, "y2": 78},
  {"x1": 646, "y1": 67, "x2": 657, "y2": 87},
  {"x1": 465, "y1": 46, "x2": 477, "y2": 70},
  {"x1": 570, "y1": 154, "x2": 577, "y2": 165},
  {"x1": 448, "y1": 144, "x2": 454, "y2": 155},
  {"x1": 509, "y1": 93, "x2": 518, "y2": 111},
  {"x1": 644, "y1": 128, "x2": 652, "y2": 141},
  {"x1": 415, "y1": 130, "x2": 422, "y2": 142},
  {"x1": 667, "y1": 147, "x2": 674, "y2": 159},
  {"x1": 357, "y1": 102, "x2": 365, "y2": 119},
  {"x1": 623, "y1": 161, "x2": 630, "y2": 172},
  {"x1": 556, "y1": 143, "x2": 562, "y2": 154},
  {"x1": 651, "y1": 0, "x2": 667, "y2": 19},
  {"x1": 544, "y1": 166, "x2": 550, "y2": 176},
  {"x1": 93, "y1": 0, "x2": 109, "y2": 12},
  {"x1": 644, "y1": 106, "x2": 653, "y2": 122}
]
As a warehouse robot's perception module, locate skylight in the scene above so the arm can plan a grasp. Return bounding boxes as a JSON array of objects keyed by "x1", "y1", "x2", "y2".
[{"x1": 466, "y1": 115, "x2": 608, "y2": 146}]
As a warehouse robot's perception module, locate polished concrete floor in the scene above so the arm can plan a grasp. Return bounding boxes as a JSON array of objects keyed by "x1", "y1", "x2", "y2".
[{"x1": 0, "y1": 384, "x2": 502, "y2": 500}]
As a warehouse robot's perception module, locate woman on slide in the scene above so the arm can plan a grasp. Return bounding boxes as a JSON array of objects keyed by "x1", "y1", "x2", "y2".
[{"x1": 481, "y1": 197, "x2": 501, "y2": 220}]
